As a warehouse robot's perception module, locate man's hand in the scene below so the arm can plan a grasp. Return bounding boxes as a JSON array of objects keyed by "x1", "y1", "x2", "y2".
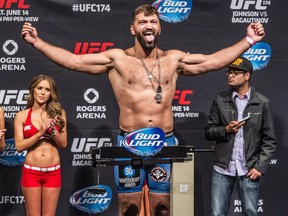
[
  {"x1": 21, "y1": 22, "x2": 39, "y2": 45},
  {"x1": 246, "y1": 168, "x2": 262, "y2": 180},
  {"x1": 247, "y1": 22, "x2": 265, "y2": 43},
  {"x1": 226, "y1": 120, "x2": 245, "y2": 134}
]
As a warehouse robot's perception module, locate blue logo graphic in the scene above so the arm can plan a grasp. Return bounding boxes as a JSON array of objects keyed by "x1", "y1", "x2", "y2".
[
  {"x1": 70, "y1": 185, "x2": 112, "y2": 214},
  {"x1": 0, "y1": 138, "x2": 26, "y2": 166},
  {"x1": 122, "y1": 127, "x2": 165, "y2": 157},
  {"x1": 124, "y1": 165, "x2": 135, "y2": 177},
  {"x1": 153, "y1": 0, "x2": 192, "y2": 23},
  {"x1": 242, "y1": 42, "x2": 271, "y2": 71}
]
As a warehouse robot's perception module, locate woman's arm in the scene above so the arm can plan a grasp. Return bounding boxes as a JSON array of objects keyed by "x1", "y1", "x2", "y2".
[{"x1": 0, "y1": 107, "x2": 6, "y2": 152}]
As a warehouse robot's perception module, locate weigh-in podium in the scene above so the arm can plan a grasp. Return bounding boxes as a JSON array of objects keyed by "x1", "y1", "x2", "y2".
[{"x1": 91, "y1": 146, "x2": 195, "y2": 216}]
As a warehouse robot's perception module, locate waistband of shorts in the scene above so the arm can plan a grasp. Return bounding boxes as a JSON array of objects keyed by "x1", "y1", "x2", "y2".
[
  {"x1": 23, "y1": 163, "x2": 61, "y2": 173},
  {"x1": 119, "y1": 129, "x2": 174, "y2": 138}
]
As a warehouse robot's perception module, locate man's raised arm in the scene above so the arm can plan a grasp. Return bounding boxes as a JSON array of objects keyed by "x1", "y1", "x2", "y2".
[
  {"x1": 21, "y1": 22, "x2": 113, "y2": 74},
  {"x1": 180, "y1": 22, "x2": 265, "y2": 75}
]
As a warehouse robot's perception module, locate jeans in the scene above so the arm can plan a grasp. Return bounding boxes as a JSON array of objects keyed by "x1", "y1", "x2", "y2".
[{"x1": 211, "y1": 169, "x2": 259, "y2": 216}]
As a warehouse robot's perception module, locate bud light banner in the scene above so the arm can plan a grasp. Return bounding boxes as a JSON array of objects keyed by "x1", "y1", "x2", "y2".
[
  {"x1": 242, "y1": 42, "x2": 271, "y2": 71},
  {"x1": 70, "y1": 185, "x2": 112, "y2": 214},
  {"x1": 122, "y1": 127, "x2": 165, "y2": 157},
  {"x1": 153, "y1": 0, "x2": 192, "y2": 23},
  {"x1": 0, "y1": 138, "x2": 26, "y2": 166}
]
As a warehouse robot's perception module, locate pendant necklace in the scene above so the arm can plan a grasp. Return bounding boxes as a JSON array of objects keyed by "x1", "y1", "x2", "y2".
[{"x1": 139, "y1": 52, "x2": 162, "y2": 103}]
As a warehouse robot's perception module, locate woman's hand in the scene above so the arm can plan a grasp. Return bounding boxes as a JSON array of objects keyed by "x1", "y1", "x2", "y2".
[{"x1": 0, "y1": 129, "x2": 7, "y2": 140}]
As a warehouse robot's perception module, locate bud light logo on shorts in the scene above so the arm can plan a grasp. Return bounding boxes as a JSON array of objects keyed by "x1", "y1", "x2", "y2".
[
  {"x1": 0, "y1": 138, "x2": 26, "y2": 166},
  {"x1": 70, "y1": 185, "x2": 112, "y2": 214},
  {"x1": 122, "y1": 127, "x2": 165, "y2": 157},
  {"x1": 153, "y1": 0, "x2": 192, "y2": 23},
  {"x1": 242, "y1": 42, "x2": 271, "y2": 71}
]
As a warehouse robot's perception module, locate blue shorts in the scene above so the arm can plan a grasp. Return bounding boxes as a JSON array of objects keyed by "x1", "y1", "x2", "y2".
[{"x1": 114, "y1": 131, "x2": 177, "y2": 194}]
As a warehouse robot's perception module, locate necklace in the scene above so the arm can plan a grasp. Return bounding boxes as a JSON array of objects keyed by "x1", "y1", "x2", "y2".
[{"x1": 139, "y1": 53, "x2": 162, "y2": 103}]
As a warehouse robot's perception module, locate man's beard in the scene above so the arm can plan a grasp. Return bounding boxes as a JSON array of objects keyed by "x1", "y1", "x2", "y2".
[{"x1": 136, "y1": 31, "x2": 159, "y2": 51}]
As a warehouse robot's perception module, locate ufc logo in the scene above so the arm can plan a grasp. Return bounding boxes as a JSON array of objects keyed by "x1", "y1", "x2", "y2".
[
  {"x1": 74, "y1": 42, "x2": 114, "y2": 54},
  {"x1": 230, "y1": 0, "x2": 268, "y2": 10},
  {"x1": 0, "y1": 0, "x2": 30, "y2": 9},
  {"x1": 0, "y1": 90, "x2": 28, "y2": 105},
  {"x1": 173, "y1": 90, "x2": 193, "y2": 105},
  {"x1": 71, "y1": 138, "x2": 112, "y2": 153}
]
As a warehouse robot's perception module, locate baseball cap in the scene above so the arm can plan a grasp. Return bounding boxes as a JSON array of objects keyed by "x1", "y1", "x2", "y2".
[{"x1": 228, "y1": 57, "x2": 253, "y2": 73}]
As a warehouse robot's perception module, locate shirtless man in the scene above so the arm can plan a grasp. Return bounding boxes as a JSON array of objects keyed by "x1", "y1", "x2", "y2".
[{"x1": 21, "y1": 4, "x2": 265, "y2": 216}]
